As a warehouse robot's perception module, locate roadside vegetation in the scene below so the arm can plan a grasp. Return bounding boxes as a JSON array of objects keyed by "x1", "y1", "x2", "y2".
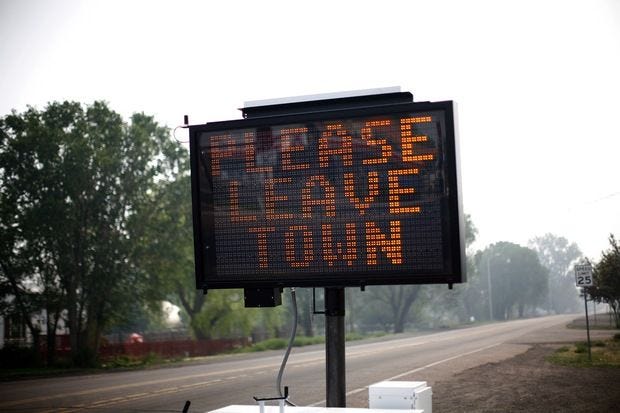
[
  {"x1": 548, "y1": 333, "x2": 620, "y2": 368},
  {"x1": 567, "y1": 315, "x2": 619, "y2": 330},
  {"x1": 235, "y1": 331, "x2": 386, "y2": 353}
]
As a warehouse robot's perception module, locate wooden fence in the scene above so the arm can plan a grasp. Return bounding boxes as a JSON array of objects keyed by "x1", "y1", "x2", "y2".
[
  {"x1": 99, "y1": 337, "x2": 250, "y2": 359},
  {"x1": 38, "y1": 335, "x2": 250, "y2": 360}
]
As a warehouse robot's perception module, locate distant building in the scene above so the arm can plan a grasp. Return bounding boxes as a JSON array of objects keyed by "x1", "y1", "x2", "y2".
[{"x1": 0, "y1": 309, "x2": 69, "y2": 349}]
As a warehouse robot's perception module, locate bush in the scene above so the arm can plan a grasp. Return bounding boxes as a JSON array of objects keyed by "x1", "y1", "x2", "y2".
[
  {"x1": 0, "y1": 344, "x2": 42, "y2": 369},
  {"x1": 345, "y1": 332, "x2": 365, "y2": 341},
  {"x1": 72, "y1": 347, "x2": 98, "y2": 368},
  {"x1": 249, "y1": 336, "x2": 327, "y2": 352},
  {"x1": 250, "y1": 338, "x2": 288, "y2": 351},
  {"x1": 101, "y1": 352, "x2": 162, "y2": 368},
  {"x1": 249, "y1": 332, "x2": 390, "y2": 352},
  {"x1": 293, "y1": 336, "x2": 324, "y2": 346},
  {"x1": 574, "y1": 342, "x2": 588, "y2": 354}
]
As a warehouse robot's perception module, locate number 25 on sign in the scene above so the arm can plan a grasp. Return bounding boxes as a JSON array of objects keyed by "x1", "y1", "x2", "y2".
[{"x1": 575, "y1": 264, "x2": 593, "y2": 287}]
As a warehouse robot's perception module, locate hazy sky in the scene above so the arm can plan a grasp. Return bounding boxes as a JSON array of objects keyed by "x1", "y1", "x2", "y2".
[{"x1": 1, "y1": 0, "x2": 619, "y2": 260}]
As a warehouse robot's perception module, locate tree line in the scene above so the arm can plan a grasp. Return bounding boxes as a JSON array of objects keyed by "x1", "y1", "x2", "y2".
[{"x1": 1, "y1": 102, "x2": 617, "y2": 366}]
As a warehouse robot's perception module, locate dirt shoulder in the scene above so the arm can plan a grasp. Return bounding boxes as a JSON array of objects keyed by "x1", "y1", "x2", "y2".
[
  {"x1": 433, "y1": 317, "x2": 620, "y2": 413},
  {"x1": 433, "y1": 343, "x2": 620, "y2": 413}
]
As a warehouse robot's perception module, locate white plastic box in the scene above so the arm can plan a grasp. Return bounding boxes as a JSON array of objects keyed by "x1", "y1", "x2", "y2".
[
  {"x1": 207, "y1": 406, "x2": 423, "y2": 413},
  {"x1": 368, "y1": 381, "x2": 432, "y2": 413}
]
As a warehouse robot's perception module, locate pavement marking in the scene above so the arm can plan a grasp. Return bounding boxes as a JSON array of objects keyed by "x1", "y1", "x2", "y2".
[
  {"x1": 308, "y1": 342, "x2": 502, "y2": 407},
  {"x1": 348, "y1": 341, "x2": 428, "y2": 358},
  {"x1": 385, "y1": 342, "x2": 501, "y2": 381},
  {"x1": 0, "y1": 359, "x2": 293, "y2": 408},
  {"x1": 50, "y1": 380, "x2": 224, "y2": 413}
]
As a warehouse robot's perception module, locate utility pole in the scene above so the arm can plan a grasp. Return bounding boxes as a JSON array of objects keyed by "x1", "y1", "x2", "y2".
[{"x1": 486, "y1": 256, "x2": 493, "y2": 320}]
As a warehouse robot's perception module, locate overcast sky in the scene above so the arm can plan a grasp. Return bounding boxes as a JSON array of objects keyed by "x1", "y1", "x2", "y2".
[{"x1": 1, "y1": 0, "x2": 619, "y2": 260}]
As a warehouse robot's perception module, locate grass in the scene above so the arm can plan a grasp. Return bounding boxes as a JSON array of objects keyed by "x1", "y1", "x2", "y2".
[
  {"x1": 0, "y1": 352, "x2": 185, "y2": 381},
  {"x1": 548, "y1": 335, "x2": 620, "y2": 368},
  {"x1": 0, "y1": 366, "x2": 98, "y2": 381},
  {"x1": 236, "y1": 331, "x2": 388, "y2": 353},
  {"x1": 229, "y1": 336, "x2": 322, "y2": 353},
  {"x1": 566, "y1": 313, "x2": 620, "y2": 330},
  {"x1": 567, "y1": 322, "x2": 619, "y2": 331},
  {"x1": 245, "y1": 336, "x2": 323, "y2": 352},
  {"x1": 346, "y1": 331, "x2": 387, "y2": 341},
  {"x1": 99, "y1": 352, "x2": 173, "y2": 369}
]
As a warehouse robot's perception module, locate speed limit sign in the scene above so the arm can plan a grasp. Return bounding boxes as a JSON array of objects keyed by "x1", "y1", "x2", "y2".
[{"x1": 575, "y1": 264, "x2": 593, "y2": 287}]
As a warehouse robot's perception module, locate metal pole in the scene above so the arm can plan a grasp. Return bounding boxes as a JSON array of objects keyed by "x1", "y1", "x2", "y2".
[
  {"x1": 325, "y1": 287, "x2": 346, "y2": 407},
  {"x1": 486, "y1": 256, "x2": 493, "y2": 321},
  {"x1": 593, "y1": 298, "x2": 597, "y2": 325},
  {"x1": 583, "y1": 288, "x2": 592, "y2": 362}
]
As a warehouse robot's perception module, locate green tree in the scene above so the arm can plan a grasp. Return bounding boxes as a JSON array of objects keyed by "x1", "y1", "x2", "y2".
[
  {"x1": 529, "y1": 233, "x2": 582, "y2": 314},
  {"x1": 360, "y1": 214, "x2": 477, "y2": 332},
  {"x1": 130, "y1": 170, "x2": 202, "y2": 333},
  {"x1": 415, "y1": 214, "x2": 482, "y2": 325},
  {"x1": 1, "y1": 120, "x2": 65, "y2": 364},
  {"x1": 478, "y1": 242, "x2": 548, "y2": 320},
  {"x1": 589, "y1": 235, "x2": 620, "y2": 328},
  {"x1": 250, "y1": 298, "x2": 286, "y2": 341},
  {"x1": 190, "y1": 289, "x2": 257, "y2": 339},
  {"x1": 367, "y1": 284, "x2": 422, "y2": 333},
  {"x1": 428, "y1": 214, "x2": 485, "y2": 323},
  {"x1": 0, "y1": 101, "x2": 182, "y2": 365},
  {"x1": 132, "y1": 166, "x2": 283, "y2": 341},
  {"x1": 296, "y1": 287, "x2": 317, "y2": 337},
  {"x1": 345, "y1": 287, "x2": 365, "y2": 334}
]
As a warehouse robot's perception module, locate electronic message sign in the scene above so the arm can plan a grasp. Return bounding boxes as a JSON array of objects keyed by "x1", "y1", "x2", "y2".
[{"x1": 189, "y1": 100, "x2": 464, "y2": 291}]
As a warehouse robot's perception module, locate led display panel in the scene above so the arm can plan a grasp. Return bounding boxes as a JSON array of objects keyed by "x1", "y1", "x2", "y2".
[{"x1": 190, "y1": 101, "x2": 464, "y2": 290}]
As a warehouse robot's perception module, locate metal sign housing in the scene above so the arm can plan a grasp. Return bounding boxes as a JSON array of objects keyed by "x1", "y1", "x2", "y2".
[{"x1": 189, "y1": 94, "x2": 465, "y2": 291}]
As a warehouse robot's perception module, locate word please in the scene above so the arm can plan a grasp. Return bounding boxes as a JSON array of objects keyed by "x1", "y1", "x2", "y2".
[{"x1": 210, "y1": 117, "x2": 434, "y2": 176}]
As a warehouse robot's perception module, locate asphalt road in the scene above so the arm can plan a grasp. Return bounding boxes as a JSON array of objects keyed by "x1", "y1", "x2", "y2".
[{"x1": 0, "y1": 314, "x2": 596, "y2": 413}]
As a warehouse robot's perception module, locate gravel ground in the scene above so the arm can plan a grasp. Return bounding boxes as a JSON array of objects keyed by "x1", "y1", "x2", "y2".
[
  {"x1": 345, "y1": 315, "x2": 619, "y2": 412},
  {"x1": 432, "y1": 343, "x2": 620, "y2": 413}
]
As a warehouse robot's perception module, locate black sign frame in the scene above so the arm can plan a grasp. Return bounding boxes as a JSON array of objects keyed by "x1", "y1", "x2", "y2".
[{"x1": 189, "y1": 100, "x2": 465, "y2": 291}]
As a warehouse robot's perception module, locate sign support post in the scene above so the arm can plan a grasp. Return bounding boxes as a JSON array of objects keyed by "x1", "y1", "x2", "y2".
[
  {"x1": 583, "y1": 288, "x2": 592, "y2": 361},
  {"x1": 325, "y1": 287, "x2": 346, "y2": 407},
  {"x1": 575, "y1": 263, "x2": 594, "y2": 362}
]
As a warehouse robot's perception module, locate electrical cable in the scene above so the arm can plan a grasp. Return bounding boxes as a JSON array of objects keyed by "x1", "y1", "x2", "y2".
[
  {"x1": 276, "y1": 287, "x2": 298, "y2": 406},
  {"x1": 173, "y1": 125, "x2": 189, "y2": 144}
]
